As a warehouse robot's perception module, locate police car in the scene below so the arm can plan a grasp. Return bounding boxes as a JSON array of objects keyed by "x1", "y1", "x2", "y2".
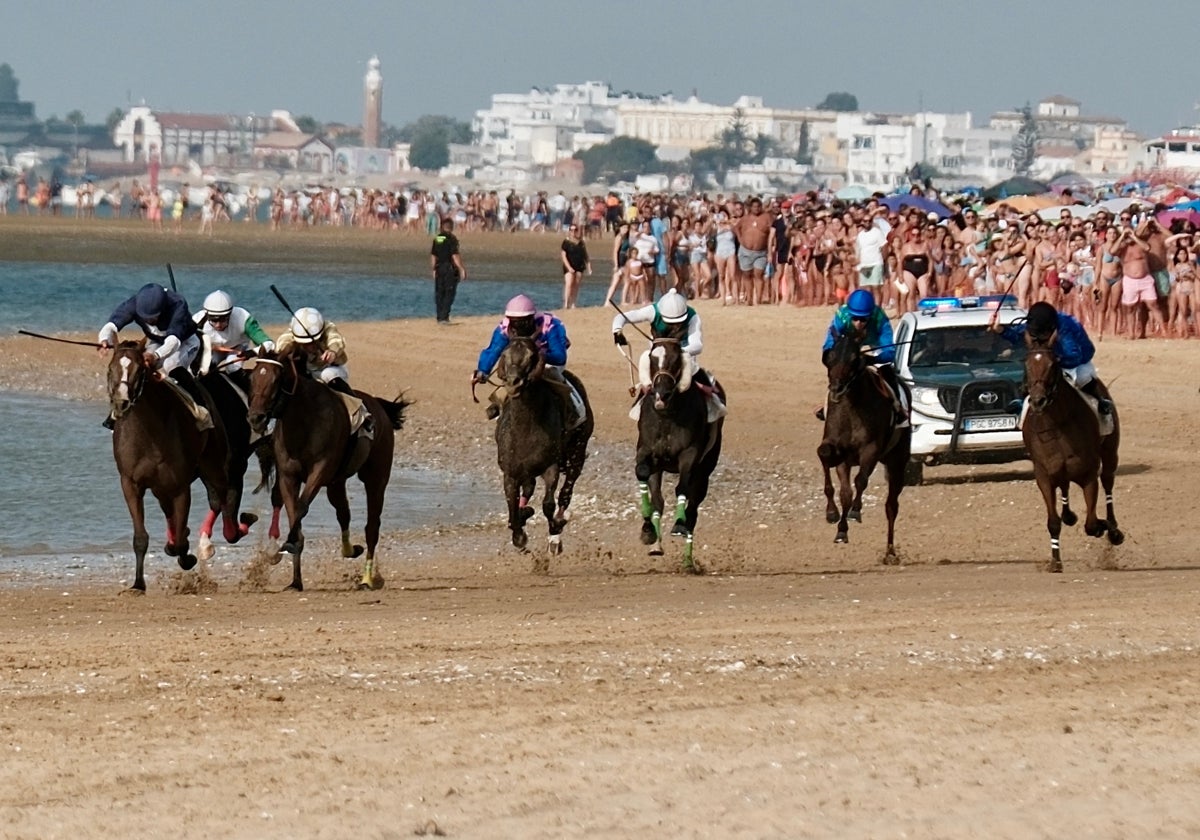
[{"x1": 894, "y1": 295, "x2": 1028, "y2": 485}]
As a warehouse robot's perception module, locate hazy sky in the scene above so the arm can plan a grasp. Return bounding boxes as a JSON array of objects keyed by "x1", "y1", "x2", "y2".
[{"x1": 4, "y1": 0, "x2": 1197, "y2": 136}]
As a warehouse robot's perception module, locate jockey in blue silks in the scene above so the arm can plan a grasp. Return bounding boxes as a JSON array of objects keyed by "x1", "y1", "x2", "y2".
[
  {"x1": 472, "y1": 294, "x2": 584, "y2": 429},
  {"x1": 820, "y1": 288, "x2": 907, "y2": 425}
]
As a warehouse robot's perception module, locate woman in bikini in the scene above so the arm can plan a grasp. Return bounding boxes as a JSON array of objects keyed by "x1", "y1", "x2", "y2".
[
  {"x1": 713, "y1": 211, "x2": 738, "y2": 306},
  {"x1": 1097, "y1": 226, "x2": 1123, "y2": 340},
  {"x1": 1169, "y1": 245, "x2": 1195, "y2": 338},
  {"x1": 789, "y1": 216, "x2": 811, "y2": 306},
  {"x1": 898, "y1": 224, "x2": 933, "y2": 310}
]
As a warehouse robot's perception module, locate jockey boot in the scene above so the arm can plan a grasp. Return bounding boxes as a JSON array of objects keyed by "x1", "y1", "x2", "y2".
[
  {"x1": 102, "y1": 413, "x2": 115, "y2": 431},
  {"x1": 814, "y1": 406, "x2": 825, "y2": 421},
  {"x1": 327, "y1": 377, "x2": 354, "y2": 396},
  {"x1": 169, "y1": 367, "x2": 206, "y2": 407},
  {"x1": 485, "y1": 389, "x2": 507, "y2": 420},
  {"x1": 1080, "y1": 379, "x2": 1113, "y2": 415},
  {"x1": 485, "y1": 402, "x2": 500, "y2": 420}
]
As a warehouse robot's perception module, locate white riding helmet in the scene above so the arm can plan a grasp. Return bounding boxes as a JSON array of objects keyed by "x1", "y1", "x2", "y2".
[
  {"x1": 203, "y1": 290, "x2": 233, "y2": 317},
  {"x1": 657, "y1": 290, "x2": 689, "y2": 323},
  {"x1": 291, "y1": 307, "x2": 325, "y2": 343}
]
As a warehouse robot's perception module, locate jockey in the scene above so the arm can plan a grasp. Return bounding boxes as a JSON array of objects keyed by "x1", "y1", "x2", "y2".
[
  {"x1": 274, "y1": 306, "x2": 353, "y2": 394},
  {"x1": 98, "y1": 282, "x2": 205, "y2": 428},
  {"x1": 612, "y1": 289, "x2": 726, "y2": 421},
  {"x1": 471, "y1": 294, "x2": 586, "y2": 429},
  {"x1": 821, "y1": 287, "x2": 907, "y2": 426},
  {"x1": 194, "y1": 289, "x2": 274, "y2": 380},
  {"x1": 991, "y1": 300, "x2": 1112, "y2": 415}
]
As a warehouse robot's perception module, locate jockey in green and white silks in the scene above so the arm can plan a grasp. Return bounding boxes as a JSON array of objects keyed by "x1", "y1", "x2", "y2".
[{"x1": 194, "y1": 289, "x2": 274, "y2": 375}]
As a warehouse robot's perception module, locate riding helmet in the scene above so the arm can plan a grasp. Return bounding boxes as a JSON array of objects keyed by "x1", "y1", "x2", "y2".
[
  {"x1": 1025, "y1": 301, "x2": 1058, "y2": 339},
  {"x1": 657, "y1": 290, "x2": 689, "y2": 323},
  {"x1": 847, "y1": 288, "x2": 874, "y2": 318},
  {"x1": 291, "y1": 307, "x2": 325, "y2": 343},
  {"x1": 203, "y1": 290, "x2": 234, "y2": 318},
  {"x1": 504, "y1": 294, "x2": 537, "y2": 318},
  {"x1": 134, "y1": 283, "x2": 167, "y2": 322}
]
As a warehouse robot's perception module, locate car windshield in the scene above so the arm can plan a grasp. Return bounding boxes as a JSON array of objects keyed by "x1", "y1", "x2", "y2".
[{"x1": 908, "y1": 325, "x2": 1027, "y2": 367}]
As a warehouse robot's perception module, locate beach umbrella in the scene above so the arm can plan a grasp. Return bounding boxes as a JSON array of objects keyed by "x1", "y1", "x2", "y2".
[
  {"x1": 1170, "y1": 198, "x2": 1200, "y2": 212},
  {"x1": 1036, "y1": 204, "x2": 1094, "y2": 222},
  {"x1": 1048, "y1": 172, "x2": 1093, "y2": 195},
  {"x1": 1097, "y1": 197, "x2": 1147, "y2": 215},
  {"x1": 982, "y1": 175, "x2": 1051, "y2": 202},
  {"x1": 877, "y1": 194, "x2": 953, "y2": 220},
  {"x1": 984, "y1": 194, "x2": 1062, "y2": 215},
  {"x1": 835, "y1": 184, "x2": 872, "y2": 201},
  {"x1": 1156, "y1": 209, "x2": 1200, "y2": 229}
]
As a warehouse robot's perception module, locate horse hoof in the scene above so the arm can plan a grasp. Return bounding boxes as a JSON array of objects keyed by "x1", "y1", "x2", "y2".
[
  {"x1": 1048, "y1": 562, "x2": 1063, "y2": 573},
  {"x1": 178, "y1": 554, "x2": 198, "y2": 571},
  {"x1": 197, "y1": 537, "x2": 215, "y2": 562},
  {"x1": 670, "y1": 521, "x2": 689, "y2": 538},
  {"x1": 825, "y1": 510, "x2": 839, "y2": 524},
  {"x1": 512, "y1": 531, "x2": 528, "y2": 550},
  {"x1": 279, "y1": 542, "x2": 299, "y2": 556},
  {"x1": 849, "y1": 509, "x2": 862, "y2": 523},
  {"x1": 343, "y1": 544, "x2": 365, "y2": 559},
  {"x1": 519, "y1": 506, "x2": 535, "y2": 524},
  {"x1": 164, "y1": 542, "x2": 180, "y2": 558},
  {"x1": 640, "y1": 523, "x2": 658, "y2": 545},
  {"x1": 240, "y1": 512, "x2": 259, "y2": 529},
  {"x1": 1061, "y1": 509, "x2": 1078, "y2": 527},
  {"x1": 882, "y1": 549, "x2": 899, "y2": 566},
  {"x1": 547, "y1": 535, "x2": 562, "y2": 556},
  {"x1": 834, "y1": 531, "x2": 848, "y2": 544},
  {"x1": 1108, "y1": 528, "x2": 1125, "y2": 546},
  {"x1": 648, "y1": 547, "x2": 664, "y2": 557},
  {"x1": 357, "y1": 574, "x2": 383, "y2": 591},
  {"x1": 287, "y1": 581, "x2": 304, "y2": 592}
]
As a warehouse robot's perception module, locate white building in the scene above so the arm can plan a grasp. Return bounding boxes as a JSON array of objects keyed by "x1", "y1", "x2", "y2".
[
  {"x1": 1144, "y1": 127, "x2": 1200, "y2": 173},
  {"x1": 112, "y1": 105, "x2": 298, "y2": 166},
  {"x1": 252, "y1": 132, "x2": 334, "y2": 173},
  {"x1": 474, "y1": 81, "x2": 628, "y2": 163}
]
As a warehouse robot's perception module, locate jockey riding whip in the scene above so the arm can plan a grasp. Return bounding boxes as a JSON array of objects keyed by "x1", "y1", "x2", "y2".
[
  {"x1": 269, "y1": 284, "x2": 319, "y2": 342},
  {"x1": 608, "y1": 299, "x2": 653, "y2": 343},
  {"x1": 18, "y1": 330, "x2": 101, "y2": 348},
  {"x1": 166, "y1": 262, "x2": 178, "y2": 292}
]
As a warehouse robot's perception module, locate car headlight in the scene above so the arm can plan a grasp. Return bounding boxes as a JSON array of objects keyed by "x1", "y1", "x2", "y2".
[{"x1": 911, "y1": 386, "x2": 941, "y2": 408}]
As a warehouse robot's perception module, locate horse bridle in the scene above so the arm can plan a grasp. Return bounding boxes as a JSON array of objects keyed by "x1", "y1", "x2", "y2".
[
  {"x1": 110, "y1": 347, "x2": 148, "y2": 414},
  {"x1": 1025, "y1": 348, "x2": 1060, "y2": 410},
  {"x1": 253, "y1": 356, "x2": 298, "y2": 419},
  {"x1": 650, "y1": 337, "x2": 681, "y2": 398}
]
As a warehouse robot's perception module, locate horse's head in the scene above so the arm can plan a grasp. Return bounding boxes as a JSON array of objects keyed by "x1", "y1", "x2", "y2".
[
  {"x1": 823, "y1": 331, "x2": 865, "y2": 399},
  {"x1": 648, "y1": 337, "x2": 685, "y2": 410},
  {"x1": 496, "y1": 337, "x2": 544, "y2": 399},
  {"x1": 246, "y1": 350, "x2": 296, "y2": 434},
  {"x1": 1023, "y1": 331, "x2": 1060, "y2": 413},
  {"x1": 107, "y1": 338, "x2": 152, "y2": 419}
]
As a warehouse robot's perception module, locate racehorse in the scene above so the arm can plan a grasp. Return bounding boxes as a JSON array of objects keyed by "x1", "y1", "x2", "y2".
[
  {"x1": 107, "y1": 339, "x2": 253, "y2": 592},
  {"x1": 1022, "y1": 336, "x2": 1124, "y2": 571},
  {"x1": 492, "y1": 337, "x2": 592, "y2": 571},
  {"x1": 247, "y1": 351, "x2": 409, "y2": 591},
  {"x1": 816, "y1": 331, "x2": 910, "y2": 562},
  {"x1": 195, "y1": 368, "x2": 259, "y2": 561},
  {"x1": 634, "y1": 337, "x2": 724, "y2": 573}
]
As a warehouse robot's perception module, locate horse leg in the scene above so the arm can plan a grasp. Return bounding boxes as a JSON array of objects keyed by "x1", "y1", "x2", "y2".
[
  {"x1": 355, "y1": 459, "x2": 391, "y2": 591},
  {"x1": 635, "y1": 458, "x2": 660, "y2": 549},
  {"x1": 120, "y1": 477, "x2": 150, "y2": 593},
  {"x1": 669, "y1": 449, "x2": 698, "y2": 538},
  {"x1": 504, "y1": 473, "x2": 528, "y2": 550},
  {"x1": 277, "y1": 471, "x2": 309, "y2": 590},
  {"x1": 538, "y1": 465, "x2": 562, "y2": 573},
  {"x1": 849, "y1": 455, "x2": 877, "y2": 524},
  {"x1": 1081, "y1": 478, "x2": 1107, "y2": 540},
  {"x1": 160, "y1": 487, "x2": 196, "y2": 573},
  {"x1": 198, "y1": 508, "x2": 218, "y2": 562},
  {"x1": 1060, "y1": 486, "x2": 1078, "y2": 527},
  {"x1": 882, "y1": 460, "x2": 902, "y2": 565},
  {"x1": 679, "y1": 464, "x2": 713, "y2": 575},
  {"x1": 1101, "y1": 443, "x2": 1124, "y2": 546},
  {"x1": 834, "y1": 463, "x2": 853, "y2": 543},
  {"x1": 1035, "y1": 472, "x2": 1063, "y2": 573},
  {"x1": 818, "y1": 443, "x2": 839, "y2": 523},
  {"x1": 553, "y1": 425, "x2": 589, "y2": 524},
  {"x1": 326, "y1": 480, "x2": 363, "y2": 559}
]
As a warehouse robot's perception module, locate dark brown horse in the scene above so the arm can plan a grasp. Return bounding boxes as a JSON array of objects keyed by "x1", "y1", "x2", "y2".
[
  {"x1": 247, "y1": 351, "x2": 409, "y2": 591},
  {"x1": 817, "y1": 332, "x2": 910, "y2": 562},
  {"x1": 493, "y1": 337, "x2": 592, "y2": 571},
  {"x1": 1022, "y1": 336, "x2": 1124, "y2": 571},
  {"x1": 107, "y1": 339, "x2": 251, "y2": 592},
  {"x1": 634, "y1": 338, "x2": 724, "y2": 573}
]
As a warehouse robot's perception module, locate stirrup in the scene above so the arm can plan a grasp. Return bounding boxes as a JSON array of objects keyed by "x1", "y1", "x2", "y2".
[
  {"x1": 1097, "y1": 398, "x2": 1113, "y2": 416},
  {"x1": 485, "y1": 403, "x2": 500, "y2": 420},
  {"x1": 102, "y1": 414, "x2": 115, "y2": 430}
]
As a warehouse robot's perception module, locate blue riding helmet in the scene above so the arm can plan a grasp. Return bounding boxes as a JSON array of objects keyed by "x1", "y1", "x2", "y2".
[
  {"x1": 847, "y1": 288, "x2": 875, "y2": 318},
  {"x1": 134, "y1": 283, "x2": 167, "y2": 322}
]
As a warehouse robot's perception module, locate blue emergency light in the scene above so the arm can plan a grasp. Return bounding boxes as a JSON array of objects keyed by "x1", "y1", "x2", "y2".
[{"x1": 917, "y1": 294, "x2": 1017, "y2": 313}]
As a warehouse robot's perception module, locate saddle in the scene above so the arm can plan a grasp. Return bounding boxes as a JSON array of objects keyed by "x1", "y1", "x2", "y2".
[
  {"x1": 335, "y1": 391, "x2": 374, "y2": 440},
  {"x1": 160, "y1": 376, "x2": 214, "y2": 431}
]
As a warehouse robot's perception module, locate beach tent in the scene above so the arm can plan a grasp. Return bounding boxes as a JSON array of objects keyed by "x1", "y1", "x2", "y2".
[
  {"x1": 878, "y1": 194, "x2": 953, "y2": 219},
  {"x1": 835, "y1": 184, "x2": 872, "y2": 201},
  {"x1": 982, "y1": 175, "x2": 1051, "y2": 202}
]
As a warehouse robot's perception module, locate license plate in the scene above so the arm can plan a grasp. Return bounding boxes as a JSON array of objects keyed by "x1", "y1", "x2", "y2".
[{"x1": 963, "y1": 416, "x2": 1017, "y2": 432}]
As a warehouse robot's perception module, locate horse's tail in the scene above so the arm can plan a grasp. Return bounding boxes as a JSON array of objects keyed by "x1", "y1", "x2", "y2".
[
  {"x1": 379, "y1": 392, "x2": 413, "y2": 430},
  {"x1": 252, "y1": 436, "x2": 275, "y2": 494}
]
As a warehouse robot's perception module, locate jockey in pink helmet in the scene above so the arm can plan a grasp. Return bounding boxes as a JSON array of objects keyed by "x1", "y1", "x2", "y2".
[{"x1": 471, "y1": 294, "x2": 585, "y2": 428}]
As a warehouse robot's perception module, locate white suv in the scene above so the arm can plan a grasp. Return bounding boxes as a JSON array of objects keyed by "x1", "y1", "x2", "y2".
[{"x1": 893, "y1": 296, "x2": 1029, "y2": 485}]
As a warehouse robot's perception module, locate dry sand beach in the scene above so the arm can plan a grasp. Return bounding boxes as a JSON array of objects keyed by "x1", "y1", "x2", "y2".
[{"x1": 1, "y1": 220, "x2": 1199, "y2": 838}]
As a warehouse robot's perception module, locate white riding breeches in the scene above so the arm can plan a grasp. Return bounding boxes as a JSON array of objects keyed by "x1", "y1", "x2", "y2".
[
  {"x1": 1063, "y1": 360, "x2": 1096, "y2": 389},
  {"x1": 153, "y1": 334, "x2": 200, "y2": 376},
  {"x1": 313, "y1": 364, "x2": 350, "y2": 384}
]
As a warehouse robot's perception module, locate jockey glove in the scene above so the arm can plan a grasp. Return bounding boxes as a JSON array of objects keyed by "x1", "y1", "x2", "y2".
[{"x1": 613, "y1": 332, "x2": 628, "y2": 346}]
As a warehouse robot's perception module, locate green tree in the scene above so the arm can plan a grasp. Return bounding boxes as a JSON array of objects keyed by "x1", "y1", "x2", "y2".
[
  {"x1": 397, "y1": 115, "x2": 472, "y2": 145},
  {"x1": 796, "y1": 120, "x2": 813, "y2": 165},
  {"x1": 409, "y1": 124, "x2": 451, "y2": 171},
  {"x1": 817, "y1": 91, "x2": 858, "y2": 111},
  {"x1": 751, "y1": 133, "x2": 779, "y2": 164},
  {"x1": 295, "y1": 114, "x2": 322, "y2": 134},
  {"x1": 575, "y1": 136, "x2": 658, "y2": 183},
  {"x1": 0, "y1": 64, "x2": 18, "y2": 102},
  {"x1": 106, "y1": 108, "x2": 125, "y2": 133},
  {"x1": 1012, "y1": 102, "x2": 1038, "y2": 175},
  {"x1": 65, "y1": 110, "x2": 85, "y2": 127}
]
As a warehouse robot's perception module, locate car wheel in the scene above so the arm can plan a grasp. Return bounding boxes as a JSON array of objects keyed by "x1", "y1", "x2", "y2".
[{"x1": 902, "y1": 459, "x2": 924, "y2": 487}]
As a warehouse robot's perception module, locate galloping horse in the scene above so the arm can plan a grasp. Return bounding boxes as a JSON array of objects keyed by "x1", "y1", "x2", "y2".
[
  {"x1": 493, "y1": 337, "x2": 592, "y2": 570},
  {"x1": 247, "y1": 351, "x2": 408, "y2": 591},
  {"x1": 634, "y1": 337, "x2": 724, "y2": 572},
  {"x1": 1022, "y1": 336, "x2": 1124, "y2": 571},
  {"x1": 816, "y1": 332, "x2": 910, "y2": 561},
  {"x1": 195, "y1": 368, "x2": 259, "y2": 561},
  {"x1": 107, "y1": 339, "x2": 252, "y2": 591}
]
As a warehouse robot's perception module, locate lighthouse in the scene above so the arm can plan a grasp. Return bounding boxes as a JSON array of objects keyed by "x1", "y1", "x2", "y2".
[{"x1": 363, "y1": 55, "x2": 382, "y2": 148}]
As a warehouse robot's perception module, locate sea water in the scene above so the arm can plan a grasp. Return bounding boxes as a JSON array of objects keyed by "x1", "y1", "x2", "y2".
[{"x1": 1, "y1": 260, "x2": 603, "y2": 578}]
